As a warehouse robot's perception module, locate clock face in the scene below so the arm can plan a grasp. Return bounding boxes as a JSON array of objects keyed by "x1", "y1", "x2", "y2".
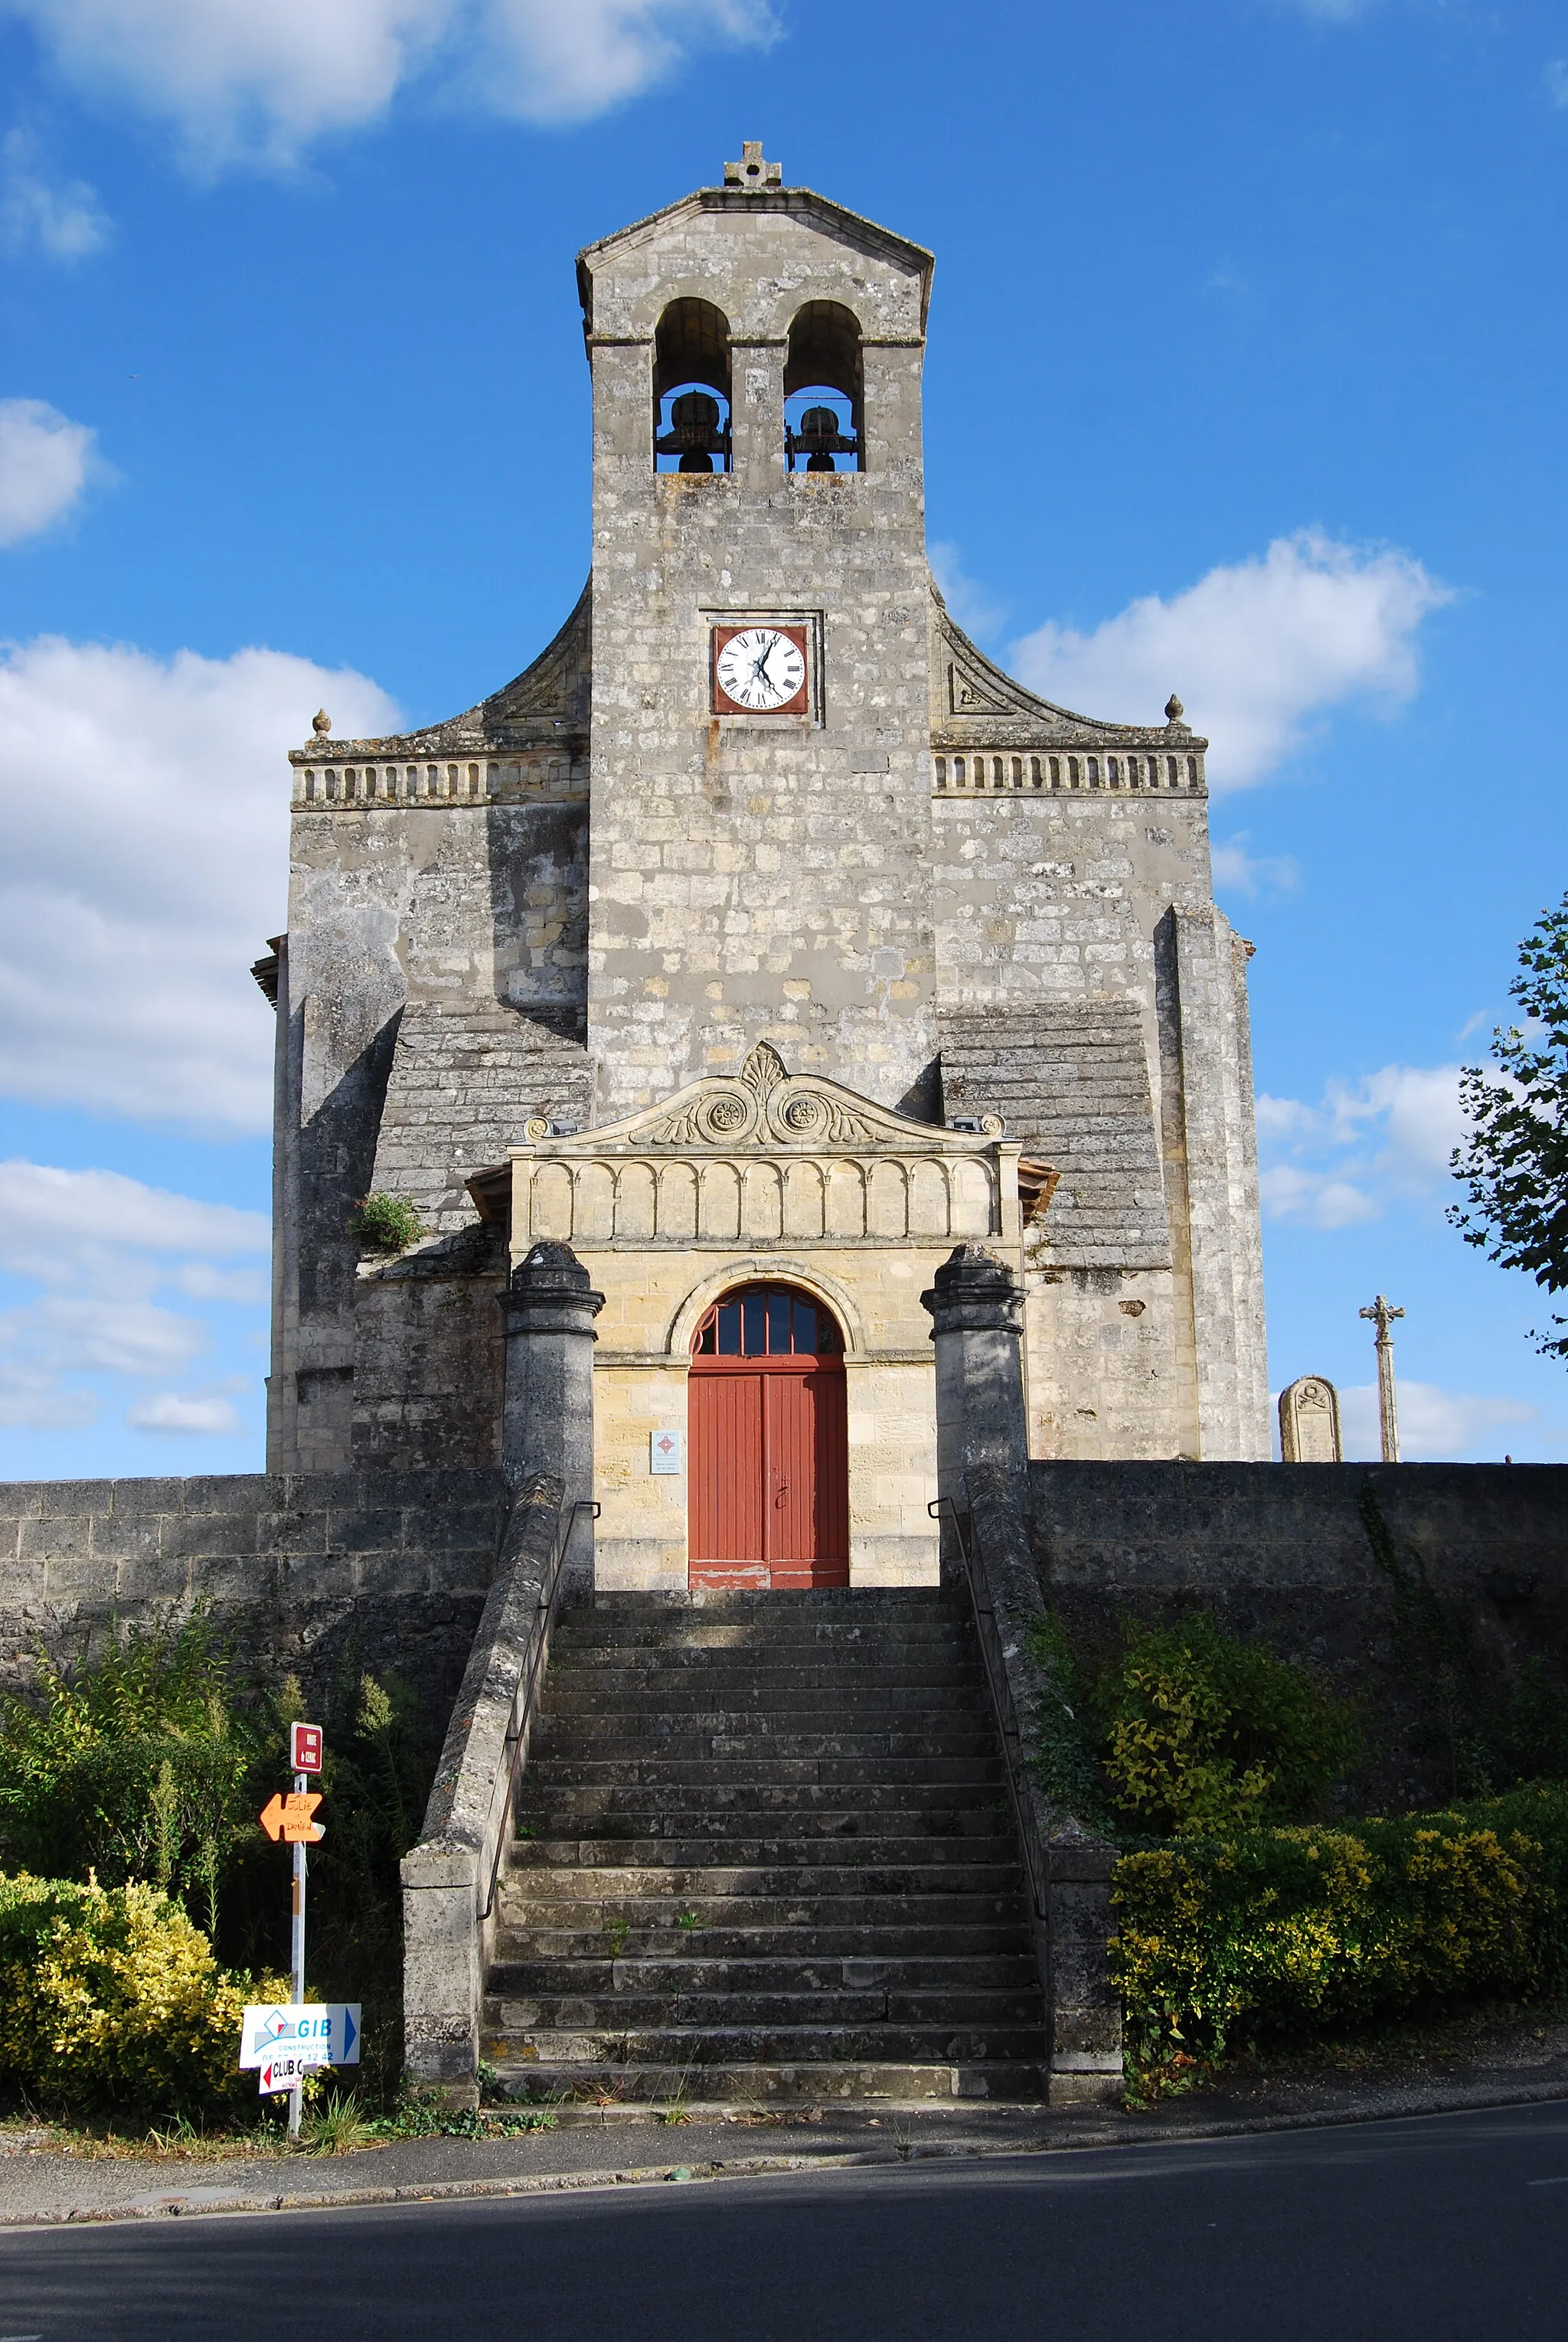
[{"x1": 713, "y1": 626, "x2": 809, "y2": 716}]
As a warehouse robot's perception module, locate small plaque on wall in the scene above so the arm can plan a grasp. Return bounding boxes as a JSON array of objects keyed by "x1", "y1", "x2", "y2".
[{"x1": 651, "y1": 1428, "x2": 683, "y2": 1475}]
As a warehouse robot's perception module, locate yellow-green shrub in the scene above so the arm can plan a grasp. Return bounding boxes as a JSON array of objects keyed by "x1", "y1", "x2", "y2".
[
  {"x1": 1098, "y1": 1615, "x2": 1361, "y2": 1834},
  {"x1": 0, "y1": 1873, "x2": 284, "y2": 2118},
  {"x1": 1112, "y1": 1783, "x2": 1568, "y2": 2082}
]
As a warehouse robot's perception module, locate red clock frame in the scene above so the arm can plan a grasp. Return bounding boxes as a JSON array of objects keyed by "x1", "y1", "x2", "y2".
[{"x1": 710, "y1": 623, "x2": 811, "y2": 718}]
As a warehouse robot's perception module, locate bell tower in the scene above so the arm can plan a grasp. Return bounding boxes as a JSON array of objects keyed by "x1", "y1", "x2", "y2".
[{"x1": 577, "y1": 148, "x2": 939, "y2": 1121}]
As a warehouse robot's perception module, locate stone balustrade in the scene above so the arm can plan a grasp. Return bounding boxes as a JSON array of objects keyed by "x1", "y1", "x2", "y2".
[
  {"x1": 290, "y1": 756, "x2": 587, "y2": 810},
  {"x1": 932, "y1": 747, "x2": 1204, "y2": 795}
]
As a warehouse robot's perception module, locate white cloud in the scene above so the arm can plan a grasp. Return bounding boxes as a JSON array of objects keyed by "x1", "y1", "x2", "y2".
[
  {"x1": 1011, "y1": 531, "x2": 1453, "y2": 790},
  {"x1": 4, "y1": 0, "x2": 776, "y2": 169},
  {"x1": 0, "y1": 1158, "x2": 268, "y2": 1427},
  {"x1": 0, "y1": 1292, "x2": 207, "y2": 1377},
  {"x1": 0, "y1": 636, "x2": 398, "y2": 1132},
  {"x1": 468, "y1": 0, "x2": 776, "y2": 125},
  {"x1": 1259, "y1": 1164, "x2": 1377, "y2": 1230},
  {"x1": 1329, "y1": 1062, "x2": 1465, "y2": 1183},
  {"x1": 1258, "y1": 1062, "x2": 1464, "y2": 1227},
  {"x1": 0, "y1": 1360, "x2": 97, "y2": 1428},
  {"x1": 0, "y1": 129, "x2": 112, "y2": 258},
  {"x1": 1211, "y1": 834, "x2": 1299, "y2": 898},
  {"x1": 929, "y1": 541, "x2": 1006, "y2": 643},
  {"x1": 1547, "y1": 60, "x2": 1568, "y2": 109},
  {"x1": 1338, "y1": 1379, "x2": 1536, "y2": 1462},
  {"x1": 0, "y1": 1159, "x2": 270, "y2": 1283},
  {"x1": 0, "y1": 398, "x2": 100, "y2": 546},
  {"x1": 125, "y1": 1389, "x2": 243, "y2": 1435}
]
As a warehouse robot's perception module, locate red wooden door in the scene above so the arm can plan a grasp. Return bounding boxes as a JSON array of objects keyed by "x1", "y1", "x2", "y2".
[{"x1": 688, "y1": 1285, "x2": 849, "y2": 1590}]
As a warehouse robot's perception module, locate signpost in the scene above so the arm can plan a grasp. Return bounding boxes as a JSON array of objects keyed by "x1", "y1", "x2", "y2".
[
  {"x1": 253, "y1": 1723, "x2": 331, "y2": 2139},
  {"x1": 240, "y1": 2002, "x2": 361, "y2": 2074}
]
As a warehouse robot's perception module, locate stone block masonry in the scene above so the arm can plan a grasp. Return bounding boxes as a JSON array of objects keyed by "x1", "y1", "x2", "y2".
[
  {"x1": 0, "y1": 1470, "x2": 508, "y2": 1714},
  {"x1": 1029, "y1": 1459, "x2": 1568, "y2": 1810}
]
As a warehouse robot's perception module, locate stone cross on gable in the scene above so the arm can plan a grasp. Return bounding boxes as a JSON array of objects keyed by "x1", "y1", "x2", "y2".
[
  {"x1": 724, "y1": 142, "x2": 782, "y2": 191},
  {"x1": 1359, "y1": 1293, "x2": 1406, "y2": 1464}
]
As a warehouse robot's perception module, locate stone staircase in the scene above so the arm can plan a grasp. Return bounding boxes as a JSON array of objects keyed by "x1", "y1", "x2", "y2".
[{"x1": 482, "y1": 1589, "x2": 1050, "y2": 2106}]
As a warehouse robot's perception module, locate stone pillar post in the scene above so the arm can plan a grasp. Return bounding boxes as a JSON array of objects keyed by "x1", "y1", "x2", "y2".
[
  {"x1": 922, "y1": 1242, "x2": 1028, "y2": 1573},
  {"x1": 499, "y1": 1241, "x2": 604, "y2": 1586},
  {"x1": 921, "y1": 1246, "x2": 1123, "y2": 2102}
]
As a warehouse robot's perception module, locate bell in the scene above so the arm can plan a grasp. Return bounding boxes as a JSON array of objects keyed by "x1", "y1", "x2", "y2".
[
  {"x1": 798, "y1": 405, "x2": 839, "y2": 446},
  {"x1": 678, "y1": 450, "x2": 714, "y2": 472},
  {"x1": 670, "y1": 391, "x2": 721, "y2": 448}
]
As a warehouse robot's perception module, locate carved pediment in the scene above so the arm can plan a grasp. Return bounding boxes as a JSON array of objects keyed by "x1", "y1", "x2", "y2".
[
  {"x1": 929, "y1": 583, "x2": 1207, "y2": 750},
  {"x1": 521, "y1": 1044, "x2": 1003, "y2": 1156}
]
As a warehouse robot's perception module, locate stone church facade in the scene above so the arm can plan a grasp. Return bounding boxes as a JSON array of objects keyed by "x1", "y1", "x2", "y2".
[{"x1": 259, "y1": 148, "x2": 1269, "y2": 1594}]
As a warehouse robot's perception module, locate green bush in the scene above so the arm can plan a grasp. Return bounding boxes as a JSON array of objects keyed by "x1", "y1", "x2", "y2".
[
  {"x1": 0, "y1": 1615, "x2": 438, "y2": 2117},
  {"x1": 1097, "y1": 1614, "x2": 1361, "y2": 1835},
  {"x1": 0, "y1": 1613, "x2": 262, "y2": 1934},
  {"x1": 1112, "y1": 1782, "x2": 1568, "y2": 2085},
  {"x1": 348, "y1": 1194, "x2": 426, "y2": 1253},
  {"x1": 0, "y1": 1873, "x2": 283, "y2": 2118}
]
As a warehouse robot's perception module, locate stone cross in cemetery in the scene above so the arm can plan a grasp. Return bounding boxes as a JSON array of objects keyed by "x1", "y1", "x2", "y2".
[{"x1": 1358, "y1": 1294, "x2": 1406, "y2": 1462}]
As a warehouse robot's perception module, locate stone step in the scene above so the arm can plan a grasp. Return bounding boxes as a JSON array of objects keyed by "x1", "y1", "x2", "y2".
[
  {"x1": 554, "y1": 1625, "x2": 977, "y2": 1658},
  {"x1": 524, "y1": 1756, "x2": 1006, "y2": 1789},
  {"x1": 483, "y1": 1586, "x2": 1044, "y2": 2109},
  {"x1": 487, "y1": 1953, "x2": 1038, "y2": 1994},
  {"x1": 542, "y1": 1670, "x2": 987, "y2": 1704},
  {"x1": 487, "y1": 2061, "x2": 1047, "y2": 2106},
  {"x1": 568, "y1": 1591, "x2": 969, "y2": 1619},
  {"x1": 509, "y1": 1835, "x2": 1023, "y2": 1872},
  {"x1": 515, "y1": 1802, "x2": 1008, "y2": 1838},
  {"x1": 539, "y1": 1686, "x2": 979, "y2": 1723},
  {"x1": 481, "y1": 2023, "x2": 1049, "y2": 2066},
  {"x1": 494, "y1": 1890, "x2": 1032, "y2": 1930},
  {"x1": 485, "y1": 1988, "x2": 1044, "y2": 2030},
  {"x1": 517, "y1": 1782, "x2": 1009, "y2": 1822},
  {"x1": 492, "y1": 1922, "x2": 1035, "y2": 1962},
  {"x1": 528, "y1": 1730, "x2": 1001, "y2": 1761}
]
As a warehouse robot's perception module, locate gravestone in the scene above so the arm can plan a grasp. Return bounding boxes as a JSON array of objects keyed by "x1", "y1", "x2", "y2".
[{"x1": 1279, "y1": 1375, "x2": 1342, "y2": 1462}]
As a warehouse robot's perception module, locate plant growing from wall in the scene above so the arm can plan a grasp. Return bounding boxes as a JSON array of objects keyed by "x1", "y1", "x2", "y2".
[
  {"x1": 1024, "y1": 1614, "x2": 1115, "y2": 1831},
  {"x1": 1359, "y1": 1481, "x2": 1568, "y2": 1795},
  {"x1": 1096, "y1": 1614, "x2": 1361, "y2": 1837},
  {"x1": 348, "y1": 1193, "x2": 426, "y2": 1253},
  {"x1": 0, "y1": 1613, "x2": 262, "y2": 1936}
]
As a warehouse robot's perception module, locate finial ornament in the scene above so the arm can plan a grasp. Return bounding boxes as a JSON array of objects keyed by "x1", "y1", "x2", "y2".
[
  {"x1": 1164, "y1": 694, "x2": 1184, "y2": 724},
  {"x1": 724, "y1": 142, "x2": 781, "y2": 191},
  {"x1": 312, "y1": 709, "x2": 332, "y2": 736}
]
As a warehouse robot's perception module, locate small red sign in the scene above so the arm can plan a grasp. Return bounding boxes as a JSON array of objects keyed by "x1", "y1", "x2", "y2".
[{"x1": 290, "y1": 1722, "x2": 323, "y2": 1773}]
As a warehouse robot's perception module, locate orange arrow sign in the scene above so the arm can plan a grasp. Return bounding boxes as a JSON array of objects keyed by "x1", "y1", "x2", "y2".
[{"x1": 259, "y1": 1791, "x2": 325, "y2": 1844}]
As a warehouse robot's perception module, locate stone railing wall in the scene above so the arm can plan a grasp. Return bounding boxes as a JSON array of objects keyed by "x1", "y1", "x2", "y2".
[
  {"x1": 933, "y1": 749, "x2": 1204, "y2": 795},
  {"x1": 291, "y1": 756, "x2": 586, "y2": 810},
  {"x1": 400, "y1": 1473, "x2": 577, "y2": 2102}
]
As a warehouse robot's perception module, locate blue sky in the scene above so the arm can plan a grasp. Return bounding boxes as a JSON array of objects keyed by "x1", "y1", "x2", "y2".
[{"x1": 2, "y1": 0, "x2": 1567, "y2": 1470}]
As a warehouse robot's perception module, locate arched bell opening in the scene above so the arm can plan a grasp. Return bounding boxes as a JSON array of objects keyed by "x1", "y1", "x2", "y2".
[
  {"x1": 688, "y1": 1282, "x2": 849, "y2": 1589},
  {"x1": 654, "y1": 297, "x2": 733, "y2": 474},
  {"x1": 784, "y1": 300, "x2": 863, "y2": 473}
]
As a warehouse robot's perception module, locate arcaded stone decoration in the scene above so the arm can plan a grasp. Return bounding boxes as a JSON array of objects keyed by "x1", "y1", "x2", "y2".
[{"x1": 1279, "y1": 1375, "x2": 1342, "y2": 1463}]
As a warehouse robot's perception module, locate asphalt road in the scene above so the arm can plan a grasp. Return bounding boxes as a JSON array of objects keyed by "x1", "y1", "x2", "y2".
[{"x1": 3, "y1": 2102, "x2": 1566, "y2": 2342}]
